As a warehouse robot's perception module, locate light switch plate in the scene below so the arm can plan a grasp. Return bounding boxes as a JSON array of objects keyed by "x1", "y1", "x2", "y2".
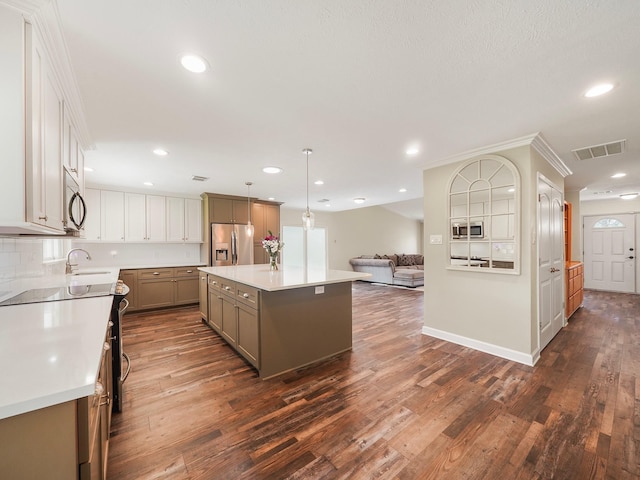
[
  {"x1": 315, "y1": 286, "x2": 325, "y2": 294},
  {"x1": 430, "y1": 235, "x2": 443, "y2": 245}
]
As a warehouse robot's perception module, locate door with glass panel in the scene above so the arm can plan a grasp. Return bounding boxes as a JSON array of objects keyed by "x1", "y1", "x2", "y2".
[{"x1": 583, "y1": 215, "x2": 635, "y2": 293}]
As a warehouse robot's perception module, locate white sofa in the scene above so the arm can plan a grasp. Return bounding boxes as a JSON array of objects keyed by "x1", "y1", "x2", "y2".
[{"x1": 349, "y1": 254, "x2": 424, "y2": 288}]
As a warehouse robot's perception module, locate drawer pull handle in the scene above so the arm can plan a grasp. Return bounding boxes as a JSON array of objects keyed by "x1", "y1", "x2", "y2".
[
  {"x1": 95, "y1": 381, "x2": 104, "y2": 396},
  {"x1": 225, "y1": 286, "x2": 231, "y2": 291},
  {"x1": 187, "y1": 270, "x2": 193, "y2": 273},
  {"x1": 153, "y1": 272, "x2": 160, "y2": 275},
  {"x1": 243, "y1": 293, "x2": 249, "y2": 298},
  {"x1": 103, "y1": 342, "x2": 111, "y2": 351}
]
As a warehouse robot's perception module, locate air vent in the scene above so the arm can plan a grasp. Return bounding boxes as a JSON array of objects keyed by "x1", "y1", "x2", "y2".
[
  {"x1": 572, "y1": 140, "x2": 626, "y2": 161},
  {"x1": 191, "y1": 175, "x2": 209, "y2": 182},
  {"x1": 317, "y1": 198, "x2": 330, "y2": 203}
]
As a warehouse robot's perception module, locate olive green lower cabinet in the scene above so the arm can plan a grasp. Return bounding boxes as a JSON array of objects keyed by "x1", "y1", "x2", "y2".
[
  {"x1": 201, "y1": 266, "x2": 369, "y2": 378},
  {"x1": 121, "y1": 266, "x2": 200, "y2": 311}
]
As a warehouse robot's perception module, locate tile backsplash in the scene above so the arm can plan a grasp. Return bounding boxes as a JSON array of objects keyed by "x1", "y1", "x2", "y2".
[{"x1": 0, "y1": 237, "x2": 69, "y2": 284}]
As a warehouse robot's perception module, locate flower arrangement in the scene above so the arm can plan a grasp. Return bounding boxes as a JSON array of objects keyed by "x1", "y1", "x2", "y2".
[{"x1": 262, "y1": 230, "x2": 283, "y2": 270}]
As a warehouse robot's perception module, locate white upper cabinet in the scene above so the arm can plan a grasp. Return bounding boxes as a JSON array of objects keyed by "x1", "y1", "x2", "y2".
[
  {"x1": 63, "y1": 108, "x2": 84, "y2": 187},
  {"x1": 125, "y1": 193, "x2": 166, "y2": 242},
  {"x1": 0, "y1": 5, "x2": 88, "y2": 235},
  {"x1": 166, "y1": 197, "x2": 203, "y2": 242},
  {"x1": 101, "y1": 190, "x2": 125, "y2": 242},
  {"x1": 83, "y1": 188, "x2": 101, "y2": 241}
]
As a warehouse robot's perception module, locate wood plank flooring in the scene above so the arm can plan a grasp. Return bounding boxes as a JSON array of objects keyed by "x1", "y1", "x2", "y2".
[{"x1": 107, "y1": 283, "x2": 640, "y2": 479}]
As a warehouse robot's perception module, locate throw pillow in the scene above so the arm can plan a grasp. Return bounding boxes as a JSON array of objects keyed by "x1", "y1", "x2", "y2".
[{"x1": 383, "y1": 254, "x2": 398, "y2": 266}]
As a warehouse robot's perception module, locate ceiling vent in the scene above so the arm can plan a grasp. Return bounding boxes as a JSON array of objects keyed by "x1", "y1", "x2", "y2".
[
  {"x1": 317, "y1": 198, "x2": 330, "y2": 203},
  {"x1": 191, "y1": 175, "x2": 209, "y2": 182},
  {"x1": 572, "y1": 139, "x2": 626, "y2": 161}
]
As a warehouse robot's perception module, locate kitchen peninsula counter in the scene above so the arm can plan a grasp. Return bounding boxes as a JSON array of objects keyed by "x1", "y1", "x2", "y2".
[{"x1": 198, "y1": 265, "x2": 370, "y2": 378}]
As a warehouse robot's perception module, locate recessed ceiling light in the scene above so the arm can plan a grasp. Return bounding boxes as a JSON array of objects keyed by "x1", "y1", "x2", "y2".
[
  {"x1": 180, "y1": 54, "x2": 208, "y2": 73},
  {"x1": 262, "y1": 166, "x2": 283, "y2": 174},
  {"x1": 153, "y1": 148, "x2": 168, "y2": 156},
  {"x1": 406, "y1": 147, "x2": 419, "y2": 156},
  {"x1": 84, "y1": 166, "x2": 94, "y2": 172},
  {"x1": 143, "y1": 182, "x2": 154, "y2": 186},
  {"x1": 325, "y1": 204, "x2": 331, "y2": 207},
  {"x1": 314, "y1": 180, "x2": 324, "y2": 185},
  {"x1": 620, "y1": 193, "x2": 638, "y2": 200},
  {"x1": 353, "y1": 197, "x2": 366, "y2": 204},
  {"x1": 268, "y1": 197, "x2": 275, "y2": 201},
  {"x1": 584, "y1": 83, "x2": 614, "y2": 98},
  {"x1": 611, "y1": 173, "x2": 626, "y2": 178},
  {"x1": 399, "y1": 188, "x2": 407, "y2": 193}
]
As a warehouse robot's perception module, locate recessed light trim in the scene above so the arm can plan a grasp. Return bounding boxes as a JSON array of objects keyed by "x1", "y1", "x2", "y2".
[
  {"x1": 314, "y1": 180, "x2": 324, "y2": 185},
  {"x1": 584, "y1": 83, "x2": 614, "y2": 98},
  {"x1": 153, "y1": 148, "x2": 168, "y2": 156},
  {"x1": 620, "y1": 193, "x2": 638, "y2": 200},
  {"x1": 611, "y1": 173, "x2": 626, "y2": 179},
  {"x1": 262, "y1": 166, "x2": 283, "y2": 174},
  {"x1": 143, "y1": 182, "x2": 154, "y2": 186},
  {"x1": 353, "y1": 197, "x2": 366, "y2": 204},
  {"x1": 399, "y1": 188, "x2": 407, "y2": 193},
  {"x1": 180, "y1": 54, "x2": 208, "y2": 73}
]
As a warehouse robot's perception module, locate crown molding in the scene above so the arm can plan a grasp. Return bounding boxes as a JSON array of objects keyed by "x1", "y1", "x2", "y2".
[{"x1": 531, "y1": 133, "x2": 572, "y2": 178}]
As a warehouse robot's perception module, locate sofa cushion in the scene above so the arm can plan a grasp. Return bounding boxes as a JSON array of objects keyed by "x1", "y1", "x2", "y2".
[
  {"x1": 397, "y1": 254, "x2": 415, "y2": 266},
  {"x1": 382, "y1": 254, "x2": 398, "y2": 266}
]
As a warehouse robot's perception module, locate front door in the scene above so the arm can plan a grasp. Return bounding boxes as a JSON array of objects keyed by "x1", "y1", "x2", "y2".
[
  {"x1": 583, "y1": 214, "x2": 635, "y2": 293},
  {"x1": 538, "y1": 176, "x2": 564, "y2": 350}
]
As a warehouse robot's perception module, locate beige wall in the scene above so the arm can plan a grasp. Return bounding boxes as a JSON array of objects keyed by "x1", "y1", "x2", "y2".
[
  {"x1": 280, "y1": 206, "x2": 423, "y2": 270},
  {"x1": 422, "y1": 142, "x2": 566, "y2": 362}
]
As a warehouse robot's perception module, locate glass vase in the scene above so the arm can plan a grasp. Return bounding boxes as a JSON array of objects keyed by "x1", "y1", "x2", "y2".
[{"x1": 269, "y1": 255, "x2": 278, "y2": 271}]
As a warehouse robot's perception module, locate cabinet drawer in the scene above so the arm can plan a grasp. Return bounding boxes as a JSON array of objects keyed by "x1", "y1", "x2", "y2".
[
  {"x1": 138, "y1": 268, "x2": 173, "y2": 279},
  {"x1": 208, "y1": 274, "x2": 223, "y2": 291},
  {"x1": 237, "y1": 284, "x2": 259, "y2": 308},
  {"x1": 174, "y1": 266, "x2": 199, "y2": 277},
  {"x1": 219, "y1": 279, "x2": 236, "y2": 296}
]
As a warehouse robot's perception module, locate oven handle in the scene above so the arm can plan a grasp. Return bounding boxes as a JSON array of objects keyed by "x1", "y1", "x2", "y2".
[
  {"x1": 121, "y1": 352, "x2": 131, "y2": 383},
  {"x1": 119, "y1": 298, "x2": 129, "y2": 316}
]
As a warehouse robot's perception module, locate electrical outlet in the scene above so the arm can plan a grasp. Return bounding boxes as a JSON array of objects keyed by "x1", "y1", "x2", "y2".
[{"x1": 315, "y1": 286, "x2": 325, "y2": 294}]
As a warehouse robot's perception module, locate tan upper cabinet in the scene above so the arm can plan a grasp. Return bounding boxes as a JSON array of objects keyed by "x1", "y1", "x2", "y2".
[
  {"x1": 205, "y1": 194, "x2": 250, "y2": 224},
  {"x1": 252, "y1": 201, "x2": 281, "y2": 264}
]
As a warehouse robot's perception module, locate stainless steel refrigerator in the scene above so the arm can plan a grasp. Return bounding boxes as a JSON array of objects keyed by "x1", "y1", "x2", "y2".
[{"x1": 211, "y1": 223, "x2": 254, "y2": 266}]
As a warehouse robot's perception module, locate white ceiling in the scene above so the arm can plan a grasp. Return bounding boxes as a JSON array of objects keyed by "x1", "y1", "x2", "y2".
[{"x1": 54, "y1": 0, "x2": 640, "y2": 220}]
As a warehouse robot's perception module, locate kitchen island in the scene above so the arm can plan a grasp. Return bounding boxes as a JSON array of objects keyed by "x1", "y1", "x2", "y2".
[{"x1": 198, "y1": 264, "x2": 370, "y2": 378}]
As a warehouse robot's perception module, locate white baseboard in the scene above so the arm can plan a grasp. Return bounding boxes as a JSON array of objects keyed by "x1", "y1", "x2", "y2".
[{"x1": 421, "y1": 326, "x2": 537, "y2": 366}]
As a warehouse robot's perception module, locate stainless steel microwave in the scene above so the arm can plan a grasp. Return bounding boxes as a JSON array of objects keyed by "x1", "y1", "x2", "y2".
[{"x1": 452, "y1": 221, "x2": 484, "y2": 239}]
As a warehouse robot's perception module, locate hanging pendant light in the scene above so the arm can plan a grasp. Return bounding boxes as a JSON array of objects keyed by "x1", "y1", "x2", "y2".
[
  {"x1": 302, "y1": 148, "x2": 315, "y2": 230},
  {"x1": 245, "y1": 182, "x2": 254, "y2": 237}
]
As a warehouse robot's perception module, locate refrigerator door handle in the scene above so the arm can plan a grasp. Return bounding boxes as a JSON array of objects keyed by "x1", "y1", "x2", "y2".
[{"x1": 231, "y1": 229, "x2": 237, "y2": 265}]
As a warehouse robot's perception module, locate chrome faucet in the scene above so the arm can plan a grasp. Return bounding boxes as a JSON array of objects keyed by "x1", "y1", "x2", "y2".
[{"x1": 65, "y1": 248, "x2": 92, "y2": 274}]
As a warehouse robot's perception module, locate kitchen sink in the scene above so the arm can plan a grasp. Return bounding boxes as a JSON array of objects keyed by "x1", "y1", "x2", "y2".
[{"x1": 71, "y1": 271, "x2": 111, "y2": 276}]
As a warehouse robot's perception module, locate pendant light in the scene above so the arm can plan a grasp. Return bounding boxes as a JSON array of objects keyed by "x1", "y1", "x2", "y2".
[
  {"x1": 245, "y1": 182, "x2": 254, "y2": 237},
  {"x1": 302, "y1": 148, "x2": 315, "y2": 230}
]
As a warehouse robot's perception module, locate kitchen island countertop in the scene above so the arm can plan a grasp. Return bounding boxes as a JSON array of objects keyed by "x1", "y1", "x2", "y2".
[{"x1": 198, "y1": 264, "x2": 370, "y2": 291}]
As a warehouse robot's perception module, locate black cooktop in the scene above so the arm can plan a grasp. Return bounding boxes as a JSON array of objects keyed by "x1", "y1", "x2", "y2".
[{"x1": 0, "y1": 283, "x2": 116, "y2": 306}]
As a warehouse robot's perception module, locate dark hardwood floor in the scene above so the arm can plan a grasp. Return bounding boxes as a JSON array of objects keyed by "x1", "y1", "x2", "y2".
[{"x1": 107, "y1": 283, "x2": 640, "y2": 480}]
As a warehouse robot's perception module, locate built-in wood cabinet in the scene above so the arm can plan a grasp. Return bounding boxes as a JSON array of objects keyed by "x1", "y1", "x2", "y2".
[
  {"x1": 566, "y1": 262, "x2": 584, "y2": 318},
  {"x1": 203, "y1": 194, "x2": 249, "y2": 224},
  {"x1": 121, "y1": 266, "x2": 199, "y2": 312},
  {"x1": 207, "y1": 274, "x2": 260, "y2": 368},
  {"x1": 199, "y1": 272, "x2": 208, "y2": 321},
  {"x1": 125, "y1": 193, "x2": 166, "y2": 242},
  {"x1": 252, "y1": 201, "x2": 281, "y2": 264}
]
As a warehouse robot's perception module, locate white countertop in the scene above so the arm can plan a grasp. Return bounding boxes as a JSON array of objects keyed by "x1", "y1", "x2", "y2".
[
  {"x1": 198, "y1": 264, "x2": 371, "y2": 291},
  {"x1": 0, "y1": 268, "x2": 120, "y2": 420}
]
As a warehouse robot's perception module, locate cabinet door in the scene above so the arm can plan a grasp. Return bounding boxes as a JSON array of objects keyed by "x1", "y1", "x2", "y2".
[
  {"x1": 27, "y1": 30, "x2": 64, "y2": 232},
  {"x1": 63, "y1": 109, "x2": 82, "y2": 183},
  {"x1": 199, "y1": 274, "x2": 208, "y2": 321},
  {"x1": 124, "y1": 192, "x2": 146, "y2": 241},
  {"x1": 146, "y1": 194, "x2": 166, "y2": 241},
  {"x1": 237, "y1": 303, "x2": 259, "y2": 367},
  {"x1": 208, "y1": 287, "x2": 222, "y2": 333},
  {"x1": 185, "y1": 198, "x2": 202, "y2": 242},
  {"x1": 137, "y1": 279, "x2": 174, "y2": 309},
  {"x1": 166, "y1": 196, "x2": 185, "y2": 242},
  {"x1": 232, "y1": 199, "x2": 249, "y2": 224},
  {"x1": 175, "y1": 276, "x2": 199, "y2": 305},
  {"x1": 221, "y1": 294, "x2": 238, "y2": 346},
  {"x1": 83, "y1": 188, "x2": 101, "y2": 241},
  {"x1": 101, "y1": 190, "x2": 125, "y2": 241},
  {"x1": 265, "y1": 204, "x2": 280, "y2": 237},
  {"x1": 209, "y1": 197, "x2": 233, "y2": 223}
]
